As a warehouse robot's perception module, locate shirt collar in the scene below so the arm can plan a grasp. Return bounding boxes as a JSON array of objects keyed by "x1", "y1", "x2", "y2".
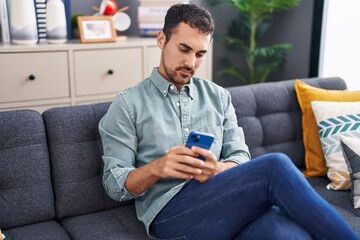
[{"x1": 150, "y1": 68, "x2": 195, "y2": 99}]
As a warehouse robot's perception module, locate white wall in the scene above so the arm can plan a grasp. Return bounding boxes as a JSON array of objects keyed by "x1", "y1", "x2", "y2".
[{"x1": 319, "y1": 0, "x2": 360, "y2": 90}]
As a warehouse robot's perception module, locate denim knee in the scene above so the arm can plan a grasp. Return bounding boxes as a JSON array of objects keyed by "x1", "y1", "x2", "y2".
[
  {"x1": 264, "y1": 152, "x2": 293, "y2": 166},
  {"x1": 259, "y1": 152, "x2": 299, "y2": 174}
]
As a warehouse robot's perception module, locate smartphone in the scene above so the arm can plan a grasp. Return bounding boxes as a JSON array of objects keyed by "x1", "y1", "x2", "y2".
[{"x1": 185, "y1": 131, "x2": 214, "y2": 160}]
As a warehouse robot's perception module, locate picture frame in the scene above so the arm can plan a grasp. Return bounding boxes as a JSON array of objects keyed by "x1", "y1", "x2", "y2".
[{"x1": 77, "y1": 16, "x2": 117, "y2": 43}]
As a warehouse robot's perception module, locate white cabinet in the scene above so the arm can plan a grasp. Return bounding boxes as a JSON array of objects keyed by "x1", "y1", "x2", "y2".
[
  {"x1": 0, "y1": 38, "x2": 213, "y2": 112},
  {"x1": 0, "y1": 52, "x2": 69, "y2": 103}
]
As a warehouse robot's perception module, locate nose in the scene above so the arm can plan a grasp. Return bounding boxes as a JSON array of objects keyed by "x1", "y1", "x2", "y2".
[{"x1": 184, "y1": 54, "x2": 196, "y2": 69}]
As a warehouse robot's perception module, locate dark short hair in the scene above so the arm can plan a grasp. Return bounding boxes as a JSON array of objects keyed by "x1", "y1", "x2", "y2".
[{"x1": 163, "y1": 4, "x2": 215, "y2": 42}]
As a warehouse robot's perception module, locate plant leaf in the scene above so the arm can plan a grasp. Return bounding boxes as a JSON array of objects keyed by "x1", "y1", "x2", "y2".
[
  {"x1": 218, "y1": 67, "x2": 248, "y2": 83},
  {"x1": 256, "y1": 21, "x2": 271, "y2": 38},
  {"x1": 249, "y1": 43, "x2": 292, "y2": 58}
]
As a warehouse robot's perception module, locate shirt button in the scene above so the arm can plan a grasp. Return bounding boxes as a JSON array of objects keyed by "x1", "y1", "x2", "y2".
[
  {"x1": 176, "y1": 102, "x2": 180, "y2": 107},
  {"x1": 184, "y1": 127, "x2": 190, "y2": 132},
  {"x1": 170, "y1": 85, "x2": 175, "y2": 90}
]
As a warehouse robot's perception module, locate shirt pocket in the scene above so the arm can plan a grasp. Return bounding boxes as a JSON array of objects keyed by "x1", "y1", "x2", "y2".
[{"x1": 197, "y1": 126, "x2": 223, "y2": 160}]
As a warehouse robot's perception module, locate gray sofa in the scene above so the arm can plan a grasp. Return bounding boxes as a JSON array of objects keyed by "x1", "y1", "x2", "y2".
[{"x1": 0, "y1": 77, "x2": 359, "y2": 239}]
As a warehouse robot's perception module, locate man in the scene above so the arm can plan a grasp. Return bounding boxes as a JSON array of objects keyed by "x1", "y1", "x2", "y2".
[{"x1": 99, "y1": 4, "x2": 359, "y2": 240}]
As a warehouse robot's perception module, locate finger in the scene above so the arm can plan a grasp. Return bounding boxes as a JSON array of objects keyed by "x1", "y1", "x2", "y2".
[
  {"x1": 200, "y1": 169, "x2": 215, "y2": 176},
  {"x1": 176, "y1": 155, "x2": 214, "y2": 172},
  {"x1": 172, "y1": 161, "x2": 203, "y2": 175},
  {"x1": 160, "y1": 154, "x2": 204, "y2": 177},
  {"x1": 167, "y1": 169, "x2": 194, "y2": 179},
  {"x1": 191, "y1": 146, "x2": 217, "y2": 162},
  {"x1": 193, "y1": 173, "x2": 212, "y2": 183},
  {"x1": 169, "y1": 150, "x2": 204, "y2": 166},
  {"x1": 179, "y1": 145, "x2": 200, "y2": 157}
]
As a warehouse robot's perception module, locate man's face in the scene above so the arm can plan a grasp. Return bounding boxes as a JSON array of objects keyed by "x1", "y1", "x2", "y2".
[{"x1": 157, "y1": 23, "x2": 211, "y2": 90}]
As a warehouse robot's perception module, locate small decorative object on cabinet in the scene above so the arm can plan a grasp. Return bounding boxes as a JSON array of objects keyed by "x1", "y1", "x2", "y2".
[
  {"x1": 0, "y1": 0, "x2": 11, "y2": 44},
  {"x1": 9, "y1": 0, "x2": 38, "y2": 45},
  {"x1": 99, "y1": 0, "x2": 118, "y2": 15},
  {"x1": 91, "y1": 1, "x2": 131, "y2": 34},
  {"x1": 112, "y1": 12, "x2": 131, "y2": 32},
  {"x1": 35, "y1": 0, "x2": 48, "y2": 43},
  {"x1": 77, "y1": 16, "x2": 116, "y2": 43},
  {"x1": 46, "y1": 0, "x2": 67, "y2": 43}
]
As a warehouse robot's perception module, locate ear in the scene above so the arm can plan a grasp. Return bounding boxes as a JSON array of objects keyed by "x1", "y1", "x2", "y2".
[{"x1": 157, "y1": 31, "x2": 166, "y2": 49}]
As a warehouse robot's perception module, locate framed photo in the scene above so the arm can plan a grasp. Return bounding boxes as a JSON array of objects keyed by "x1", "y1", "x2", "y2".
[{"x1": 77, "y1": 16, "x2": 117, "y2": 43}]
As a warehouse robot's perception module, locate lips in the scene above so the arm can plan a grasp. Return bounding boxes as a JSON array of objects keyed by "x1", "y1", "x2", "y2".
[
  {"x1": 177, "y1": 67, "x2": 194, "y2": 76},
  {"x1": 179, "y1": 69, "x2": 191, "y2": 75}
]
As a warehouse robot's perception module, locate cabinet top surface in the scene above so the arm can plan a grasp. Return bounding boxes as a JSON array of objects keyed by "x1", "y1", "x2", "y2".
[{"x1": 0, "y1": 37, "x2": 158, "y2": 52}]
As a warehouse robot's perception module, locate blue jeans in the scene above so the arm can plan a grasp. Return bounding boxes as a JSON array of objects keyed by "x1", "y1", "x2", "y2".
[{"x1": 151, "y1": 153, "x2": 359, "y2": 240}]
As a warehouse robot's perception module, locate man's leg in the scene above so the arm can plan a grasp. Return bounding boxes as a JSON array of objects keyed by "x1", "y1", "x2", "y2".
[
  {"x1": 235, "y1": 206, "x2": 312, "y2": 240},
  {"x1": 151, "y1": 153, "x2": 358, "y2": 240}
]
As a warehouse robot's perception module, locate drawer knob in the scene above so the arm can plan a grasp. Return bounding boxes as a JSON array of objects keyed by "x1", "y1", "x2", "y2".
[
  {"x1": 28, "y1": 74, "x2": 36, "y2": 80},
  {"x1": 107, "y1": 69, "x2": 114, "y2": 75}
]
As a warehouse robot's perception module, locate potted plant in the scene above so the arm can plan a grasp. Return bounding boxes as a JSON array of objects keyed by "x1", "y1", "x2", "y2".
[{"x1": 207, "y1": 0, "x2": 299, "y2": 84}]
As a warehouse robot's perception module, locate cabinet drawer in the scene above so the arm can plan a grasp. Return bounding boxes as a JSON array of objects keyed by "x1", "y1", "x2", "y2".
[
  {"x1": 0, "y1": 52, "x2": 70, "y2": 103},
  {"x1": 74, "y1": 48, "x2": 143, "y2": 96}
]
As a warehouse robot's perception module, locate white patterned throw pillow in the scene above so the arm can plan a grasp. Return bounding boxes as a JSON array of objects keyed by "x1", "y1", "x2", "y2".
[
  {"x1": 311, "y1": 101, "x2": 360, "y2": 190},
  {"x1": 340, "y1": 135, "x2": 360, "y2": 208}
]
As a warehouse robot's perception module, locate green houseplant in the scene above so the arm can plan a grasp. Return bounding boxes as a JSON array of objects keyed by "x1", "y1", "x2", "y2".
[{"x1": 207, "y1": 0, "x2": 299, "y2": 84}]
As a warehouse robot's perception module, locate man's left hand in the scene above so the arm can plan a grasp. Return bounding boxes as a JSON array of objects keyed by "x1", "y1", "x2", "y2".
[{"x1": 190, "y1": 146, "x2": 237, "y2": 182}]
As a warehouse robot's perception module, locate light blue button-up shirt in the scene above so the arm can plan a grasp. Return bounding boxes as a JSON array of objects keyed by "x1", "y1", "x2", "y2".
[{"x1": 98, "y1": 68, "x2": 250, "y2": 238}]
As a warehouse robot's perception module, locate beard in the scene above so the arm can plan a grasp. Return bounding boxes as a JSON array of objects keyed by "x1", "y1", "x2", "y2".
[{"x1": 161, "y1": 53, "x2": 195, "y2": 86}]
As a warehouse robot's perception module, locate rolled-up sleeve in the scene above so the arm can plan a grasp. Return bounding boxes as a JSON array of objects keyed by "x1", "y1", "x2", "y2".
[
  {"x1": 220, "y1": 90, "x2": 251, "y2": 165},
  {"x1": 99, "y1": 94, "x2": 146, "y2": 202}
]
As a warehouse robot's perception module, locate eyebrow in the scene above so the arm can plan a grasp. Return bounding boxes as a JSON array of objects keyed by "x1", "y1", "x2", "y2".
[{"x1": 179, "y1": 43, "x2": 208, "y2": 54}]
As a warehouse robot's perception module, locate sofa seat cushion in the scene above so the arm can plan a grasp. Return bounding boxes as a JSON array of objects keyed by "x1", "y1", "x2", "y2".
[
  {"x1": 307, "y1": 177, "x2": 360, "y2": 235},
  {"x1": 42, "y1": 102, "x2": 123, "y2": 219},
  {"x1": 2, "y1": 220, "x2": 70, "y2": 240},
  {"x1": 0, "y1": 110, "x2": 55, "y2": 229},
  {"x1": 60, "y1": 204, "x2": 149, "y2": 240}
]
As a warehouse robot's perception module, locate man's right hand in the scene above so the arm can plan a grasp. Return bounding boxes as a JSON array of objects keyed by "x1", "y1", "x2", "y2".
[
  {"x1": 152, "y1": 145, "x2": 206, "y2": 179},
  {"x1": 125, "y1": 144, "x2": 207, "y2": 195}
]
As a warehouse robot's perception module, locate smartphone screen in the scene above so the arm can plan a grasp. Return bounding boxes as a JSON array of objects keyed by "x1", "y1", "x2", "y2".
[{"x1": 185, "y1": 131, "x2": 214, "y2": 160}]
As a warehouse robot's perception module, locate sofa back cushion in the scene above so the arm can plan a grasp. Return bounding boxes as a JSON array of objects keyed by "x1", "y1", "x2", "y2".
[
  {"x1": 227, "y1": 77, "x2": 347, "y2": 169},
  {"x1": 0, "y1": 110, "x2": 55, "y2": 229},
  {"x1": 42, "y1": 102, "x2": 122, "y2": 219}
]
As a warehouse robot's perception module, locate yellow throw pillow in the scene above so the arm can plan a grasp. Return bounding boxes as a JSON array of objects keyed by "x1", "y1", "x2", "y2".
[{"x1": 295, "y1": 80, "x2": 360, "y2": 177}]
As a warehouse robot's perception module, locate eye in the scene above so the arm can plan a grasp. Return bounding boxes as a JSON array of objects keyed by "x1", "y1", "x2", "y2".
[
  {"x1": 196, "y1": 52, "x2": 205, "y2": 58},
  {"x1": 180, "y1": 48, "x2": 189, "y2": 52}
]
